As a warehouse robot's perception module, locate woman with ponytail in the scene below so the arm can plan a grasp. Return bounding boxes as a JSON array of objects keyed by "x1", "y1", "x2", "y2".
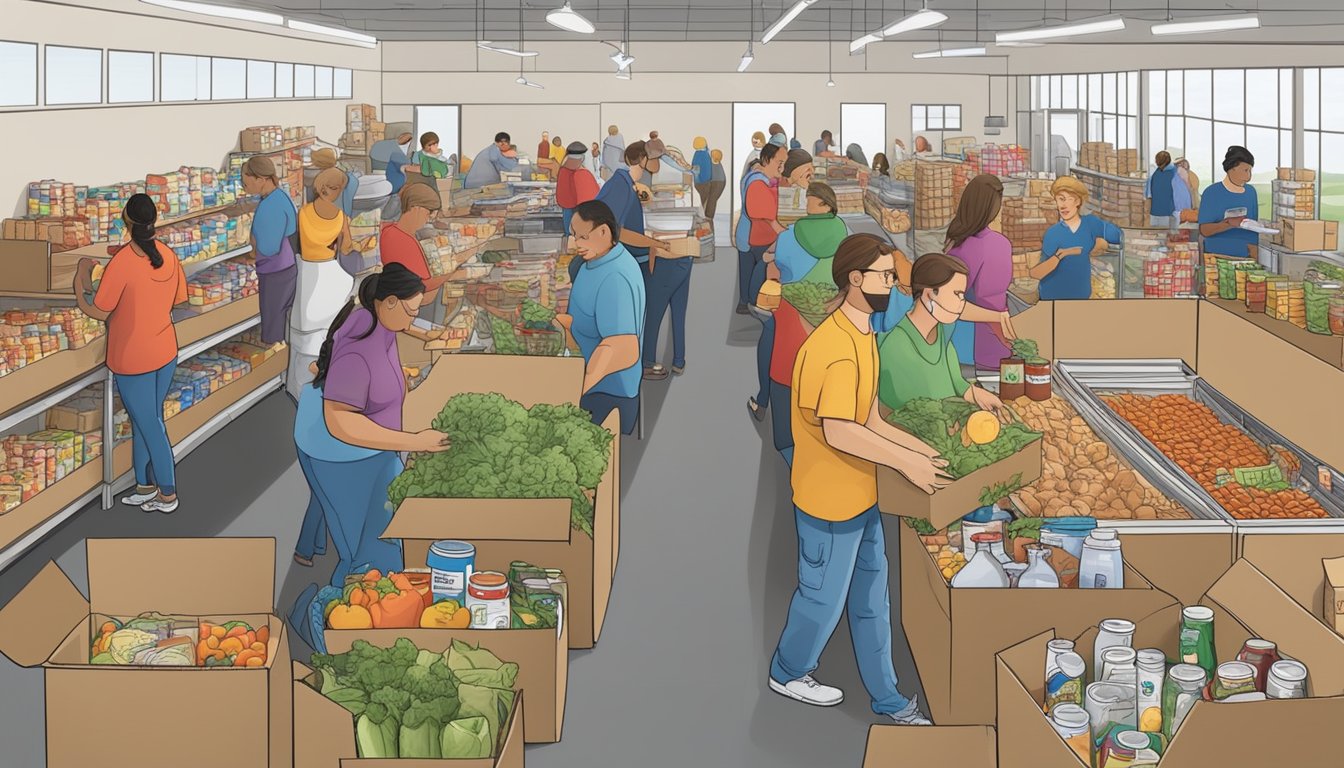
[
  {"x1": 291, "y1": 263, "x2": 450, "y2": 582},
  {"x1": 73, "y1": 194, "x2": 187, "y2": 513}
]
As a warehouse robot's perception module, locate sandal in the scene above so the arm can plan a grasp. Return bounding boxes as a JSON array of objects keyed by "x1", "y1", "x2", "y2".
[
  {"x1": 748, "y1": 397, "x2": 766, "y2": 422},
  {"x1": 643, "y1": 365, "x2": 670, "y2": 381},
  {"x1": 672, "y1": 364, "x2": 685, "y2": 376},
  {"x1": 293, "y1": 553, "x2": 314, "y2": 568}
]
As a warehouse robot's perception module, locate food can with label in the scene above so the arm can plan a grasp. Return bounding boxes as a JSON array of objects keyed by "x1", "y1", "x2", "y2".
[
  {"x1": 1024, "y1": 358, "x2": 1052, "y2": 401},
  {"x1": 427, "y1": 540, "x2": 476, "y2": 603},
  {"x1": 466, "y1": 571, "x2": 511, "y2": 629}
]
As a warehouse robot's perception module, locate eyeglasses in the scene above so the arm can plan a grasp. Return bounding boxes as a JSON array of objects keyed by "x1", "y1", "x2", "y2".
[{"x1": 859, "y1": 269, "x2": 897, "y2": 286}]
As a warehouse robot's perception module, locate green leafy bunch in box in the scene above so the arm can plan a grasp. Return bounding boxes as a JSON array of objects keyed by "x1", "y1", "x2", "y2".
[
  {"x1": 780, "y1": 281, "x2": 841, "y2": 327},
  {"x1": 887, "y1": 398, "x2": 1040, "y2": 479}
]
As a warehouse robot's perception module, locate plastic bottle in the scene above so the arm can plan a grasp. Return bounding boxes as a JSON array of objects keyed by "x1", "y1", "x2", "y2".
[
  {"x1": 1048, "y1": 703, "x2": 1091, "y2": 764},
  {"x1": 1093, "y1": 619, "x2": 1136, "y2": 680},
  {"x1": 1018, "y1": 544, "x2": 1061, "y2": 588},
  {"x1": 1101, "y1": 646, "x2": 1138, "y2": 684},
  {"x1": 1080, "y1": 528, "x2": 1125, "y2": 589},
  {"x1": 1135, "y1": 648, "x2": 1166, "y2": 733},
  {"x1": 951, "y1": 533, "x2": 1010, "y2": 588}
]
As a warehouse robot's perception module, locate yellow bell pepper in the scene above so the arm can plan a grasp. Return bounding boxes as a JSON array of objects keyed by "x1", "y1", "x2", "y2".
[
  {"x1": 419, "y1": 600, "x2": 471, "y2": 629},
  {"x1": 328, "y1": 604, "x2": 374, "y2": 630}
]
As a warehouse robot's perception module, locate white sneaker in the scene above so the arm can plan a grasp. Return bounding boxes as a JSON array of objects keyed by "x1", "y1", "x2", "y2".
[
  {"x1": 769, "y1": 674, "x2": 844, "y2": 707},
  {"x1": 886, "y1": 696, "x2": 932, "y2": 726},
  {"x1": 141, "y1": 497, "x2": 179, "y2": 514},
  {"x1": 120, "y1": 489, "x2": 158, "y2": 506}
]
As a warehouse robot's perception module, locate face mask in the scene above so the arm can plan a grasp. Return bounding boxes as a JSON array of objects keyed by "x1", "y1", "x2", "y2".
[{"x1": 864, "y1": 289, "x2": 891, "y2": 314}]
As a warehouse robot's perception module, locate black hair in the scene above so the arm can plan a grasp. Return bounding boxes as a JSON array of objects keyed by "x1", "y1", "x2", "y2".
[
  {"x1": 313, "y1": 263, "x2": 425, "y2": 389},
  {"x1": 572, "y1": 200, "x2": 621, "y2": 246},
  {"x1": 1223, "y1": 145, "x2": 1255, "y2": 173},
  {"x1": 759, "y1": 143, "x2": 784, "y2": 164},
  {"x1": 122, "y1": 193, "x2": 163, "y2": 269},
  {"x1": 494, "y1": 132, "x2": 511, "y2": 144},
  {"x1": 821, "y1": 130, "x2": 833, "y2": 140}
]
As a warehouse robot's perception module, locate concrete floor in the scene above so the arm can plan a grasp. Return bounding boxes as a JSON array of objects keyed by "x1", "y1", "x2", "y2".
[{"x1": 0, "y1": 245, "x2": 925, "y2": 768}]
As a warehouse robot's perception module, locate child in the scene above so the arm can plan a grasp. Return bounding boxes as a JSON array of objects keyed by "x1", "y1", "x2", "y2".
[{"x1": 415, "y1": 132, "x2": 450, "y2": 179}]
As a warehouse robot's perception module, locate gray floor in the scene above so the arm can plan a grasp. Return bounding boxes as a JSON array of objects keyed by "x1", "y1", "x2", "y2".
[{"x1": 0, "y1": 246, "x2": 924, "y2": 768}]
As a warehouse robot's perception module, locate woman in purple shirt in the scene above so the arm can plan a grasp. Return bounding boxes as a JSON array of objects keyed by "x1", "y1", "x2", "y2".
[
  {"x1": 945, "y1": 174, "x2": 1018, "y2": 374},
  {"x1": 299, "y1": 263, "x2": 450, "y2": 584}
]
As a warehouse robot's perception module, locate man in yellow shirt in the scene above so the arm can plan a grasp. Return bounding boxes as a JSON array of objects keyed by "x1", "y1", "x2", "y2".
[{"x1": 769, "y1": 233, "x2": 951, "y2": 725}]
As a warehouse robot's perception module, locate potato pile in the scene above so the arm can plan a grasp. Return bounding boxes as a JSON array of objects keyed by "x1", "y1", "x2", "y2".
[
  {"x1": 1011, "y1": 397, "x2": 1189, "y2": 520},
  {"x1": 1104, "y1": 394, "x2": 1328, "y2": 520},
  {"x1": 924, "y1": 542, "x2": 967, "y2": 582}
]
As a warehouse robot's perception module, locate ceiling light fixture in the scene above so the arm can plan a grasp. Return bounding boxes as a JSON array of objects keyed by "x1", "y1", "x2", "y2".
[
  {"x1": 761, "y1": 0, "x2": 819, "y2": 45},
  {"x1": 738, "y1": 47, "x2": 755, "y2": 72},
  {"x1": 1151, "y1": 14, "x2": 1260, "y2": 36},
  {"x1": 824, "y1": 7, "x2": 836, "y2": 86},
  {"x1": 996, "y1": 16, "x2": 1125, "y2": 44},
  {"x1": 478, "y1": 42, "x2": 540, "y2": 57},
  {"x1": 851, "y1": 4, "x2": 948, "y2": 54},
  {"x1": 738, "y1": 1, "x2": 754, "y2": 72},
  {"x1": 141, "y1": 0, "x2": 282, "y2": 25},
  {"x1": 913, "y1": 46, "x2": 986, "y2": 59},
  {"x1": 287, "y1": 19, "x2": 377, "y2": 46},
  {"x1": 546, "y1": 2, "x2": 595, "y2": 34},
  {"x1": 610, "y1": 49, "x2": 635, "y2": 70},
  {"x1": 616, "y1": 69, "x2": 632, "y2": 80}
]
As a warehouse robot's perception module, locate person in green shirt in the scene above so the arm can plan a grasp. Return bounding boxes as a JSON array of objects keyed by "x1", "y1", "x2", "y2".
[
  {"x1": 414, "y1": 131, "x2": 451, "y2": 179},
  {"x1": 878, "y1": 252, "x2": 1006, "y2": 416}
]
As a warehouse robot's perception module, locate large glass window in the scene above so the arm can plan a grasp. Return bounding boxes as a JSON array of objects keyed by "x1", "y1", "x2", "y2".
[
  {"x1": 108, "y1": 50, "x2": 153, "y2": 103},
  {"x1": 840, "y1": 103, "x2": 887, "y2": 167},
  {"x1": 247, "y1": 60, "x2": 275, "y2": 99},
  {"x1": 162, "y1": 53, "x2": 209, "y2": 101},
  {"x1": 1030, "y1": 72, "x2": 1138, "y2": 150},
  {"x1": 334, "y1": 68, "x2": 353, "y2": 99},
  {"x1": 276, "y1": 62, "x2": 294, "y2": 98},
  {"x1": 0, "y1": 41, "x2": 37, "y2": 106},
  {"x1": 211, "y1": 57, "x2": 246, "y2": 100},
  {"x1": 1304, "y1": 68, "x2": 1344, "y2": 221},
  {"x1": 912, "y1": 104, "x2": 961, "y2": 133},
  {"x1": 46, "y1": 45, "x2": 102, "y2": 105}
]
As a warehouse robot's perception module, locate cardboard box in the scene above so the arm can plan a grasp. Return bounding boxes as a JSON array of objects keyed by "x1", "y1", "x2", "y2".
[
  {"x1": 656, "y1": 235, "x2": 700, "y2": 258},
  {"x1": 294, "y1": 662, "x2": 524, "y2": 768},
  {"x1": 1278, "y1": 218, "x2": 1337, "y2": 252},
  {"x1": 0, "y1": 237, "x2": 56, "y2": 292},
  {"x1": 1054, "y1": 299, "x2": 1199, "y2": 366},
  {"x1": 995, "y1": 559, "x2": 1344, "y2": 767},
  {"x1": 1118, "y1": 528, "x2": 1236, "y2": 606},
  {"x1": 346, "y1": 103, "x2": 378, "y2": 126},
  {"x1": 1326, "y1": 556, "x2": 1344, "y2": 637},
  {"x1": 341, "y1": 131, "x2": 371, "y2": 151},
  {"x1": 878, "y1": 437, "x2": 1042, "y2": 531},
  {"x1": 399, "y1": 355, "x2": 619, "y2": 650},
  {"x1": 1278, "y1": 167, "x2": 1317, "y2": 182},
  {"x1": 0, "y1": 538, "x2": 293, "y2": 768},
  {"x1": 45, "y1": 402, "x2": 101, "y2": 433},
  {"x1": 897, "y1": 522, "x2": 1175, "y2": 725},
  {"x1": 863, "y1": 723, "x2": 996, "y2": 768}
]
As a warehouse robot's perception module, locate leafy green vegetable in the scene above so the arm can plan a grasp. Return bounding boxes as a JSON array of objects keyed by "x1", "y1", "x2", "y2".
[
  {"x1": 980, "y1": 473, "x2": 1025, "y2": 507},
  {"x1": 887, "y1": 398, "x2": 1041, "y2": 479},
  {"x1": 356, "y1": 701, "x2": 400, "y2": 758},
  {"x1": 481, "y1": 250, "x2": 513, "y2": 264},
  {"x1": 487, "y1": 312, "x2": 524, "y2": 355},
  {"x1": 520, "y1": 298, "x2": 557, "y2": 330},
  {"x1": 903, "y1": 517, "x2": 937, "y2": 536},
  {"x1": 458, "y1": 684, "x2": 517, "y2": 754},
  {"x1": 1006, "y1": 515, "x2": 1044, "y2": 541},
  {"x1": 388, "y1": 393, "x2": 613, "y2": 535},
  {"x1": 441, "y1": 716, "x2": 494, "y2": 759},
  {"x1": 399, "y1": 697, "x2": 461, "y2": 758},
  {"x1": 1009, "y1": 337, "x2": 1040, "y2": 362},
  {"x1": 780, "y1": 281, "x2": 840, "y2": 327}
]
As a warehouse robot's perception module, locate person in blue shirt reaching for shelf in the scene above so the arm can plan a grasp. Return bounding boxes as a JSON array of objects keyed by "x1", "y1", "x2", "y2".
[
  {"x1": 1199, "y1": 145, "x2": 1260, "y2": 261},
  {"x1": 1030, "y1": 176, "x2": 1123, "y2": 300}
]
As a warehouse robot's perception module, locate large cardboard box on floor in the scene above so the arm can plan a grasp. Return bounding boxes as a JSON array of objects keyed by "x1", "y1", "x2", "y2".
[
  {"x1": 995, "y1": 559, "x2": 1344, "y2": 767},
  {"x1": 0, "y1": 538, "x2": 293, "y2": 768},
  {"x1": 399, "y1": 354, "x2": 619, "y2": 649},
  {"x1": 294, "y1": 662, "x2": 525, "y2": 768},
  {"x1": 897, "y1": 523, "x2": 1175, "y2": 725},
  {"x1": 324, "y1": 597, "x2": 568, "y2": 742},
  {"x1": 863, "y1": 723, "x2": 996, "y2": 768}
]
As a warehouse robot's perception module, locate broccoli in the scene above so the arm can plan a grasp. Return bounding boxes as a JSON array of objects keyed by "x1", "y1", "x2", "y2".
[
  {"x1": 402, "y1": 659, "x2": 459, "y2": 703},
  {"x1": 780, "y1": 281, "x2": 840, "y2": 327},
  {"x1": 399, "y1": 696, "x2": 461, "y2": 758},
  {"x1": 356, "y1": 702, "x2": 399, "y2": 758},
  {"x1": 520, "y1": 299, "x2": 557, "y2": 331}
]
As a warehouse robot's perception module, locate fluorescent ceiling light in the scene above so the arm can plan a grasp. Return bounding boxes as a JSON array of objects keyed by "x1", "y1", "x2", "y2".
[
  {"x1": 996, "y1": 16, "x2": 1125, "y2": 43},
  {"x1": 1151, "y1": 15, "x2": 1259, "y2": 36},
  {"x1": 996, "y1": 41, "x2": 1045, "y2": 48},
  {"x1": 761, "y1": 0, "x2": 818, "y2": 45},
  {"x1": 737, "y1": 48, "x2": 754, "y2": 72},
  {"x1": 141, "y1": 0, "x2": 282, "y2": 24},
  {"x1": 546, "y1": 2, "x2": 595, "y2": 34},
  {"x1": 478, "y1": 42, "x2": 539, "y2": 57},
  {"x1": 515, "y1": 75, "x2": 544, "y2": 89},
  {"x1": 287, "y1": 18, "x2": 377, "y2": 46},
  {"x1": 913, "y1": 46, "x2": 987, "y2": 59},
  {"x1": 851, "y1": 8, "x2": 947, "y2": 54},
  {"x1": 610, "y1": 50, "x2": 636, "y2": 70}
]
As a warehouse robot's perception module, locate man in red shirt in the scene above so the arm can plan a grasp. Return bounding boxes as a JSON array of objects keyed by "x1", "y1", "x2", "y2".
[{"x1": 556, "y1": 141, "x2": 600, "y2": 244}]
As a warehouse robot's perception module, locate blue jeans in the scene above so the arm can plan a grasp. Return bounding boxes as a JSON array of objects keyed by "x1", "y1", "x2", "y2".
[
  {"x1": 642, "y1": 257, "x2": 692, "y2": 369},
  {"x1": 769, "y1": 382, "x2": 793, "y2": 454},
  {"x1": 297, "y1": 449, "x2": 404, "y2": 587},
  {"x1": 115, "y1": 361, "x2": 177, "y2": 495},
  {"x1": 562, "y1": 207, "x2": 575, "y2": 235},
  {"x1": 750, "y1": 257, "x2": 773, "y2": 407},
  {"x1": 739, "y1": 244, "x2": 768, "y2": 306},
  {"x1": 580, "y1": 391, "x2": 639, "y2": 436},
  {"x1": 294, "y1": 495, "x2": 328, "y2": 559},
  {"x1": 770, "y1": 505, "x2": 911, "y2": 715}
]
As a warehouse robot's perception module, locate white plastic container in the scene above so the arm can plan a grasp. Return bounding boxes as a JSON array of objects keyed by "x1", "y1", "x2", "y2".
[
  {"x1": 1136, "y1": 648, "x2": 1166, "y2": 732},
  {"x1": 1048, "y1": 703, "x2": 1091, "y2": 764},
  {"x1": 1079, "y1": 528, "x2": 1125, "y2": 589},
  {"x1": 1019, "y1": 544, "x2": 1061, "y2": 588},
  {"x1": 1094, "y1": 618, "x2": 1136, "y2": 680},
  {"x1": 1101, "y1": 646, "x2": 1138, "y2": 684},
  {"x1": 951, "y1": 533, "x2": 1010, "y2": 589}
]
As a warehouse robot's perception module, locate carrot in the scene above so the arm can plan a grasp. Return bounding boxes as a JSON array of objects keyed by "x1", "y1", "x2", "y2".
[
  {"x1": 362, "y1": 569, "x2": 383, "y2": 584},
  {"x1": 256, "y1": 626, "x2": 269, "y2": 646},
  {"x1": 225, "y1": 625, "x2": 249, "y2": 639},
  {"x1": 243, "y1": 631, "x2": 256, "y2": 648}
]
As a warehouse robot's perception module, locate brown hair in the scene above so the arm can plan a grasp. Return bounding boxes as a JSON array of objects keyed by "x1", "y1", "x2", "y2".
[
  {"x1": 945, "y1": 174, "x2": 1004, "y2": 250},
  {"x1": 313, "y1": 167, "x2": 348, "y2": 198},
  {"x1": 624, "y1": 140, "x2": 648, "y2": 166},
  {"x1": 784, "y1": 149, "x2": 813, "y2": 178},
  {"x1": 831, "y1": 233, "x2": 893, "y2": 290},
  {"x1": 243, "y1": 155, "x2": 279, "y2": 186},
  {"x1": 310, "y1": 148, "x2": 339, "y2": 169},
  {"x1": 399, "y1": 182, "x2": 442, "y2": 213},
  {"x1": 420, "y1": 131, "x2": 439, "y2": 149},
  {"x1": 768, "y1": 123, "x2": 784, "y2": 137},
  {"x1": 910, "y1": 253, "x2": 969, "y2": 300},
  {"x1": 806, "y1": 181, "x2": 837, "y2": 214},
  {"x1": 1155, "y1": 150, "x2": 1171, "y2": 168}
]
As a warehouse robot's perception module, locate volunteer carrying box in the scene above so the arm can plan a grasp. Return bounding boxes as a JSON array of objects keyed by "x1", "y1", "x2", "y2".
[{"x1": 0, "y1": 538, "x2": 293, "y2": 768}]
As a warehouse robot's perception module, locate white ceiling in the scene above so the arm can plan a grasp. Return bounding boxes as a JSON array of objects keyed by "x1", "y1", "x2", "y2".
[{"x1": 225, "y1": 1, "x2": 1344, "y2": 44}]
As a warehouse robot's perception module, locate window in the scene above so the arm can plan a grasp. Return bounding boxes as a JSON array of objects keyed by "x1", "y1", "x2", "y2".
[
  {"x1": 294, "y1": 64, "x2": 315, "y2": 98},
  {"x1": 334, "y1": 68, "x2": 352, "y2": 99},
  {"x1": 1030, "y1": 72, "x2": 1138, "y2": 150},
  {"x1": 162, "y1": 54, "x2": 209, "y2": 101},
  {"x1": 247, "y1": 60, "x2": 274, "y2": 99},
  {"x1": 912, "y1": 104, "x2": 961, "y2": 132},
  {"x1": 276, "y1": 62, "x2": 294, "y2": 98},
  {"x1": 839, "y1": 103, "x2": 887, "y2": 168},
  {"x1": 46, "y1": 45, "x2": 102, "y2": 105},
  {"x1": 0, "y1": 41, "x2": 38, "y2": 106},
  {"x1": 211, "y1": 57, "x2": 246, "y2": 100},
  {"x1": 108, "y1": 50, "x2": 153, "y2": 103},
  {"x1": 1304, "y1": 68, "x2": 1344, "y2": 221},
  {"x1": 315, "y1": 65, "x2": 333, "y2": 98}
]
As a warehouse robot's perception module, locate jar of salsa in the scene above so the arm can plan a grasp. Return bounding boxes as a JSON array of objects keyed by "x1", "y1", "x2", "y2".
[
  {"x1": 1024, "y1": 358, "x2": 1052, "y2": 401},
  {"x1": 999, "y1": 355, "x2": 1025, "y2": 400},
  {"x1": 1236, "y1": 638, "x2": 1281, "y2": 691}
]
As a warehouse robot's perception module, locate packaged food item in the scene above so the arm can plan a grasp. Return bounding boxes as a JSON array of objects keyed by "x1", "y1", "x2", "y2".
[
  {"x1": 466, "y1": 571, "x2": 511, "y2": 629},
  {"x1": 1236, "y1": 638, "x2": 1281, "y2": 691},
  {"x1": 950, "y1": 533, "x2": 1010, "y2": 588},
  {"x1": 428, "y1": 540, "x2": 476, "y2": 603},
  {"x1": 1212, "y1": 661, "x2": 1258, "y2": 700},
  {"x1": 1079, "y1": 529, "x2": 1125, "y2": 589},
  {"x1": 1179, "y1": 606, "x2": 1217, "y2": 677},
  {"x1": 1093, "y1": 619, "x2": 1136, "y2": 680},
  {"x1": 1135, "y1": 648, "x2": 1165, "y2": 733},
  {"x1": 1086, "y1": 682, "x2": 1137, "y2": 758},
  {"x1": 1048, "y1": 703, "x2": 1091, "y2": 764},
  {"x1": 1019, "y1": 544, "x2": 1060, "y2": 588},
  {"x1": 1101, "y1": 646, "x2": 1138, "y2": 684},
  {"x1": 1265, "y1": 659, "x2": 1308, "y2": 699},
  {"x1": 1046, "y1": 651, "x2": 1087, "y2": 712},
  {"x1": 1161, "y1": 663, "x2": 1207, "y2": 741}
]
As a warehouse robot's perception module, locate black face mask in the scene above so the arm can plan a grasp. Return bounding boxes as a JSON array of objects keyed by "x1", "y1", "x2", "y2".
[{"x1": 863, "y1": 290, "x2": 891, "y2": 314}]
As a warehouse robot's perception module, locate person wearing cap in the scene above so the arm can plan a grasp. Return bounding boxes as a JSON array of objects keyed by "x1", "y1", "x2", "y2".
[
  {"x1": 310, "y1": 148, "x2": 360, "y2": 220},
  {"x1": 464, "y1": 131, "x2": 520, "y2": 189},
  {"x1": 601, "y1": 124, "x2": 626, "y2": 181},
  {"x1": 557, "y1": 141, "x2": 600, "y2": 238},
  {"x1": 1031, "y1": 175, "x2": 1122, "y2": 300},
  {"x1": 242, "y1": 155, "x2": 297, "y2": 348},
  {"x1": 813, "y1": 130, "x2": 839, "y2": 159}
]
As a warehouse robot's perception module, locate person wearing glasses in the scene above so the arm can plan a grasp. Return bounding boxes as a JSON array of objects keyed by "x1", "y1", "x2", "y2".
[
  {"x1": 769, "y1": 233, "x2": 947, "y2": 724},
  {"x1": 877, "y1": 252, "x2": 1007, "y2": 416}
]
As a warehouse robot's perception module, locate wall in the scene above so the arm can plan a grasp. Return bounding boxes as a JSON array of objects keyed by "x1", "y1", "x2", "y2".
[{"x1": 0, "y1": 0, "x2": 382, "y2": 215}]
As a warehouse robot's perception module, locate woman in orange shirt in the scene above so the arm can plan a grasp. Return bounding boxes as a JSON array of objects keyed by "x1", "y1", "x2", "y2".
[{"x1": 73, "y1": 194, "x2": 187, "y2": 513}]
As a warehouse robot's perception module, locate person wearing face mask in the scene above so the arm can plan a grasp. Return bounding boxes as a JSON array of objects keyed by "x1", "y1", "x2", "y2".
[
  {"x1": 878, "y1": 253, "x2": 1007, "y2": 416},
  {"x1": 1030, "y1": 176, "x2": 1122, "y2": 300},
  {"x1": 735, "y1": 143, "x2": 786, "y2": 315},
  {"x1": 1199, "y1": 145, "x2": 1259, "y2": 261},
  {"x1": 769, "y1": 233, "x2": 947, "y2": 724},
  {"x1": 464, "y1": 132, "x2": 520, "y2": 189}
]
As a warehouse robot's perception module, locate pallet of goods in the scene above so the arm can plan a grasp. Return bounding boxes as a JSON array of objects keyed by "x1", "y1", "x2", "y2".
[
  {"x1": 979, "y1": 144, "x2": 1030, "y2": 178},
  {"x1": 1002, "y1": 194, "x2": 1058, "y2": 253},
  {"x1": 1273, "y1": 178, "x2": 1315, "y2": 221},
  {"x1": 942, "y1": 136, "x2": 977, "y2": 159},
  {"x1": 915, "y1": 161, "x2": 957, "y2": 229},
  {"x1": 1121, "y1": 228, "x2": 1199, "y2": 298},
  {"x1": 1079, "y1": 142, "x2": 1141, "y2": 178}
]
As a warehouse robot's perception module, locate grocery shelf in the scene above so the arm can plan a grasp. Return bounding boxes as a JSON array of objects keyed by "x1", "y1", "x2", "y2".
[
  {"x1": 0, "y1": 365, "x2": 104, "y2": 434},
  {"x1": 1205, "y1": 297, "x2": 1344, "y2": 371},
  {"x1": 235, "y1": 137, "x2": 316, "y2": 156},
  {"x1": 182, "y1": 244, "x2": 254, "y2": 278},
  {"x1": 1070, "y1": 165, "x2": 1145, "y2": 185},
  {"x1": 0, "y1": 338, "x2": 107, "y2": 422},
  {"x1": 175, "y1": 294, "x2": 261, "y2": 353},
  {"x1": 0, "y1": 460, "x2": 103, "y2": 574}
]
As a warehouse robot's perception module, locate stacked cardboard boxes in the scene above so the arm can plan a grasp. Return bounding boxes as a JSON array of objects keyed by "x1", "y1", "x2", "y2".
[
  {"x1": 942, "y1": 136, "x2": 977, "y2": 159},
  {"x1": 1002, "y1": 194, "x2": 1059, "y2": 253},
  {"x1": 341, "y1": 104, "x2": 380, "y2": 152},
  {"x1": 1273, "y1": 179, "x2": 1315, "y2": 221},
  {"x1": 979, "y1": 144, "x2": 1030, "y2": 177},
  {"x1": 1079, "y1": 142, "x2": 1141, "y2": 177},
  {"x1": 915, "y1": 161, "x2": 957, "y2": 229},
  {"x1": 1076, "y1": 167, "x2": 1147, "y2": 227}
]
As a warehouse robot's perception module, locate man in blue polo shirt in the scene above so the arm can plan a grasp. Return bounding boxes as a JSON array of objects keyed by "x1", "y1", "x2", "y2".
[
  {"x1": 1199, "y1": 145, "x2": 1260, "y2": 260},
  {"x1": 464, "y1": 132, "x2": 520, "y2": 189},
  {"x1": 559, "y1": 200, "x2": 647, "y2": 435}
]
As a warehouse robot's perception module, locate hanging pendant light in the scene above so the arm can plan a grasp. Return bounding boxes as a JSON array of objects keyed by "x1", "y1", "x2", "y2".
[{"x1": 546, "y1": 2, "x2": 595, "y2": 34}]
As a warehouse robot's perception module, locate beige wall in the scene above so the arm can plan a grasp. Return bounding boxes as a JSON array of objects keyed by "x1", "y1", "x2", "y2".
[{"x1": 0, "y1": 0, "x2": 382, "y2": 217}]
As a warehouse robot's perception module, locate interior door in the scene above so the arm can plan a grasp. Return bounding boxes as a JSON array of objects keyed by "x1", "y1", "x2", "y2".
[{"x1": 1047, "y1": 109, "x2": 1084, "y2": 178}]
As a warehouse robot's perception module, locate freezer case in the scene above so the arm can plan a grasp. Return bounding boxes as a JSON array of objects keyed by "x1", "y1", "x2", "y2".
[{"x1": 1055, "y1": 358, "x2": 1344, "y2": 532}]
